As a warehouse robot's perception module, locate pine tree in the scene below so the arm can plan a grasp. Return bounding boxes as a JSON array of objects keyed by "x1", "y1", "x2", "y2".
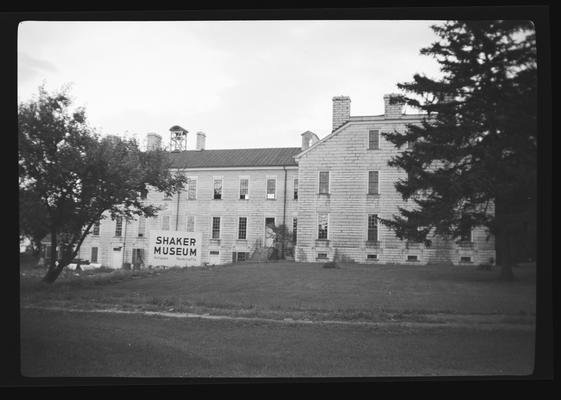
[{"x1": 380, "y1": 21, "x2": 537, "y2": 280}]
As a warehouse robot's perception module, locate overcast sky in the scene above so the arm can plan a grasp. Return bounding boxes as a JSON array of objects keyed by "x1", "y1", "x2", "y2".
[{"x1": 18, "y1": 20, "x2": 443, "y2": 150}]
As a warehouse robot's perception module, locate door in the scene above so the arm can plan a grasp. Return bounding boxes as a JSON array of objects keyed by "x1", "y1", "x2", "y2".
[
  {"x1": 111, "y1": 247, "x2": 123, "y2": 269},
  {"x1": 132, "y1": 248, "x2": 144, "y2": 269},
  {"x1": 265, "y1": 218, "x2": 275, "y2": 247},
  {"x1": 209, "y1": 250, "x2": 220, "y2": 265}
]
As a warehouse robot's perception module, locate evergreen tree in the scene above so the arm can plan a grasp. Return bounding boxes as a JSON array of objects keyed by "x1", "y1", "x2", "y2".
[{"x1": 380, "y1": 21, "x2": 537, "y2": 280}]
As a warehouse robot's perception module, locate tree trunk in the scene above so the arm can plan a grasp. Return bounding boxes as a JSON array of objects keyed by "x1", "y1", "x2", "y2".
[
  {"x1": 42, "y1": 264, "x2": 65, "y2": 283},
  {"x1": 42, "y1": 229, "x2": 62, "y2": 284},
  {"x1": 495, "y1": 225, "x2": 516, "y2": 281}
]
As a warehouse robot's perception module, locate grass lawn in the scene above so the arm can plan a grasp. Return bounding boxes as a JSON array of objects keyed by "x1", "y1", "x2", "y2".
[{"x1": 20, "y1": 259, "x2": 536, "y2": 324}]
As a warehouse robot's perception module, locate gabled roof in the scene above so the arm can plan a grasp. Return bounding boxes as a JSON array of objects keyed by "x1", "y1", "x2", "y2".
[
  {"x1": 168, "y1": 147, "x2": 301, "y2": 169},
  {"x1": 294, "y1": 114, "x2": 427, "y2": 160}
]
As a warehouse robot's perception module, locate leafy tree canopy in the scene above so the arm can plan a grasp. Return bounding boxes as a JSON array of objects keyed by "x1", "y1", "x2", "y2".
[{"x1": 19, "y1": 85, "x2": 186, "y2": 283}]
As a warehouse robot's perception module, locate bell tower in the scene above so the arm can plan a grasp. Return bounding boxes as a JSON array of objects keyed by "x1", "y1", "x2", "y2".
[{"x1": 169, "y1": 125, "x2": 188, "y2": 152}]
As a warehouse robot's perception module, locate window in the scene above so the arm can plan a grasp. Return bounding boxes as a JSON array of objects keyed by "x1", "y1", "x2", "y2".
[
  {"x1": 407, "y1": 255, "x2": 418, "y2": 262},
  {"x1": 407, "y1": 140, "x2": 414, "y2": 149},
  {"x1": 238, "y1": 217, "x2": 247, "y2": 240},
  {"x1": 213, "y1": 177, "x2": 222, "y2": 199},
  {"x1": 368, "y1": 171, "x2": 379, "y2": 195},
  {"x1": 266, "y1": 177, "x2": 276, "y2": 199},
  {"x1": 293, "y1": 178, "x2": 298, "y2": 200},
  {"x1": 369, "y1": 130, "x2": 379, "y2": 150},
  {"x1": 93, "y1": 221, "x2": 100, "y2": 236},
  {"x1": 138, "y1": 216, "x2": 145, "y2": 237},
  {"x1": 460, "y1": 256, "x2": 472, "y2": 263},
  {"x1": 317, "y1": 253, "x2": 328, "y2": 259},
  {"x1": 162, "y1": 215, "x2": 170, "y2": 231},
  {"x1": 293, "y1": 217, "x2": 298, "y2": 243},
  {"x1": 239, "y1": 177, "x2": 249, "y2": 200},
  {"x1": 187, "y1": 177, "x2": 197, "y2": 200},
  {"x1": 90, "y1": 247, "x2": 98, "y2": 263},
  {"x1": 318, "y1": 213, "x2": 328, "y2": 240},
  {"x1": 115, "y1": 216, "x2": 122, "y2": 237},
  {"x1": 368, "y1": 214, "x2": 378, "y2": 242},
  {"x1": 186, "y1": 215, "x2": 195, "y2": 232},
  {"x1": 237, "y1": 252, "x2": 249, "y2": 262},
  {"x1": 367, "y1": 254, "x2": 378, "y2": 260},
  {"x1": 212, "y1": 217, "x2": 221, "y2": 239},
  {"x1": 319, "y1": 171, "x2": 329, "y2": 194}
]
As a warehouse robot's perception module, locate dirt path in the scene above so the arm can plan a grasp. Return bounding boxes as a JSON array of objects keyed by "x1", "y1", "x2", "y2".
[{"x1": 21, "y1": 304, "x2": 535, "y2": 331}]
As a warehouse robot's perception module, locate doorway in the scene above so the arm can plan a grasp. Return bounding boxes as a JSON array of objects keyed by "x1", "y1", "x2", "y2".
[
  {"x1": 265, "y1": 217, "x2": 275, "y2": 247},
  {"x1": 111, "y1": 247, "x2": 123, "y2": 269}
]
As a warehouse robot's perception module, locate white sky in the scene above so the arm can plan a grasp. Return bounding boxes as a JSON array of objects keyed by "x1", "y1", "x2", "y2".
[{"x1": 18, "y1": 20, "x2": 443, "y2": 150}]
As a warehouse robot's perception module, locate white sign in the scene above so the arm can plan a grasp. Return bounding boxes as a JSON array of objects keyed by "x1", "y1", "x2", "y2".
[{"x1": 148, "y1": 230, "x2": 202, "y2": 267}]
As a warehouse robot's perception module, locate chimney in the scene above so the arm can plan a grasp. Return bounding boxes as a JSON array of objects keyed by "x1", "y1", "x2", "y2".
[
  {"x1": 146, "y1": 133, "x2": 162, "y2": 151},
  {"x1": 332, "y1": 96, "x2": 351, "y2": 132},
  {"x1": 301, "y1": 131, "x2": 320, "y2": 151},
  {"x1": 196, "y1": 131, "x2": 206, "y2": 151},
  {"x1": 384, "y1": 93, "x2": 404, "y2": 119},
  {"x1": 105, "y1": 134, "x2": 120, "y2": 144}
]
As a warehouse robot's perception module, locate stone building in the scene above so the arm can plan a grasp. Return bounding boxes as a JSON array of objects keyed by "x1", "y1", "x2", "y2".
[{"x1": 75, "y1": 94, "x2": 495, "y2": 268}]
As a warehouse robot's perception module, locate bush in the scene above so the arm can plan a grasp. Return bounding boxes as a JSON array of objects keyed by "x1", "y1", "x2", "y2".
[
  {"x1": 322, "y1": 261, "x2": 340, "y2": 269},
  {"x1": 477, "y1": 263, "x2": 493, "y2": 271}
]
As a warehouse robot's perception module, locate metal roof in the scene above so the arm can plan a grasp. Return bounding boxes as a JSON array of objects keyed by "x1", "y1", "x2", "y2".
[{"x1": 167, "y1": 147, "x2": 301, "y2": 169}]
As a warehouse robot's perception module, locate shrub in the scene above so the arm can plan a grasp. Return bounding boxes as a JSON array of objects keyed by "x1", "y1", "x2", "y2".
[
  {"x1": 477, "y1": 263, "x2": 493, "y2": 271},
  {"x1": 322, "y1": 261, "x2": 340, "y2": 269}
]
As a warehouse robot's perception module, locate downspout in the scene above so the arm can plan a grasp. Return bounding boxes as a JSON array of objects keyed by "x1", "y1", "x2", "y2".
[
  {"x1": 175, "y1": 190, "x2": 181, "y2": 231},
  {"x1": 122, "y1": 218, "x2": 128, "y2": 268},
  {"x1": 175, "y1": 169, "x2": 184, "y2": 231},
  {"x1": 282, "y1": 166, "x2": 287, "y2": 259}
]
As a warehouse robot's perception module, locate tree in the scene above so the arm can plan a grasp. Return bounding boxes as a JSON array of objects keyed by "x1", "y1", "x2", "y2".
[
  {"x1": 19, "y1": 187, "x2": 50, "y2": 257},
  {"x1": 269, "y1": 223, "x2": 294, "y2": 260},
  {"x1": 19, "y1": 85, "x2": 186, "y2": 283},
  {"x1": 380, "y1": 21, "x2": 537, "y2": 280}
]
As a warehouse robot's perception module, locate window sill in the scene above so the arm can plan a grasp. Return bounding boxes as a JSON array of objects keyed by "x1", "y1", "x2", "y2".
[
  {"x1": 365, "y1": 241, "x2": 381, "y2": 248},
  {"x1": 315, "y1": 239, "x2": 330, "y2": 247},
  {"x1": 318, "y1": 193, "x2": 330, "y2": 196},
  {"x1": 366, "y1": 193, "x2": 380, "y2": 197},
  {"x1": 456, "y1": 241, "x2": 475, "y2": 248}
]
